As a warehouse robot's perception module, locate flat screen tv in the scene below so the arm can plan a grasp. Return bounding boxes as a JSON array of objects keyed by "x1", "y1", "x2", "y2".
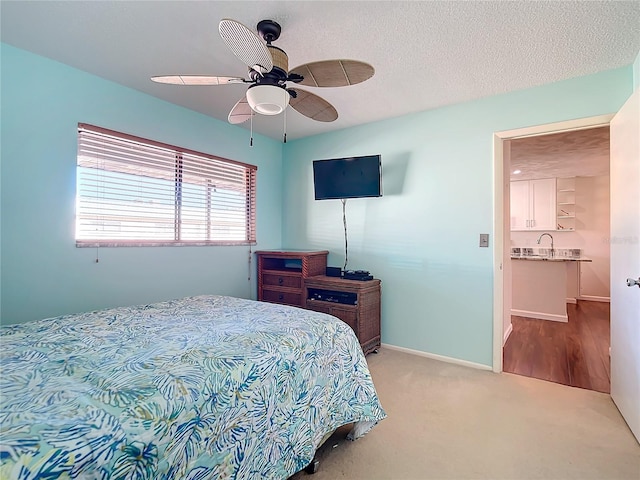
[{"x1": 313, "y1": 154, "x2": 382, "y2": 200}]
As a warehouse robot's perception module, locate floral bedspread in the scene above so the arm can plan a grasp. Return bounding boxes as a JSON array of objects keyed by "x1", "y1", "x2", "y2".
[{"x1": 0, "y1": 295, "x2": 385, "y2": 479}]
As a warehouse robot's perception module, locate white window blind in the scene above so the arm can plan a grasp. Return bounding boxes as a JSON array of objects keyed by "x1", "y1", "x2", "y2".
[{"x1": 76, "y1": 124, "x2": 257, "y2": 246}]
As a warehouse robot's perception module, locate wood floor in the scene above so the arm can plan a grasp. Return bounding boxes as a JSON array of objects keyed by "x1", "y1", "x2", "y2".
[{"x1": 503, "y1": 300, "x2": 610, "y2": 393}]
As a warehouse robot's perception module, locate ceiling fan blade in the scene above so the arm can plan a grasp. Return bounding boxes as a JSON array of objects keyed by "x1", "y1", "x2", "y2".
[
  {"x1": 219, "y1": 19, "x2": 273, "y2": 73},
  {"x1": 228, "y1": 96, "x2": 252, "y2": 124},
  {"x1": 151, "y1": 75, "x2": 245, "y2": 85},
  {"x1": 289, "y1": 60, "x2": 374, "y2": 87},
  {"x1": 289, "y1": 88, "x2": 338, "y2": 122}
]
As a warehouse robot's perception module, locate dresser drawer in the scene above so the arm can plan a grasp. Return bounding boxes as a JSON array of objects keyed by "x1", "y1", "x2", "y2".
[
  {"x1": 328, "y1": 307, "x2": 357, "y2": 332},
  {"x1": 306, "y1": 301, "x2": 331, "y2": 315},
  {"x1": 262, "y1": 273, "x2": 301, "y2": 289},
  {"x1": 263, "y1": 289, "x2": 302, "y2": 306},
  {"x1": 307, "y1": 301, "x2": 357, "y2": 332}
]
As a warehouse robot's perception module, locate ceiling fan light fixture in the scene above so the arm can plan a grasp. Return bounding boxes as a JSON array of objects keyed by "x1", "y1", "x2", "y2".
[
  {"x1": 153, "y1": 18, "x2": 374, "y2": 129},
  {"x1": 246, "y1": 85, "x2": 290, "y2": 115}
]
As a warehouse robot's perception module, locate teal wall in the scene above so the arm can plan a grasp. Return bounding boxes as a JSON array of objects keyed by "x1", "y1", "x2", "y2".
[
  {"x1": 282, "y1": 66, "x2": 633, "y2": 367},
  {"x1": 1, "y1": 42, "x2": 636, "y2": 368},
  {"x1": 0, "y1": 44, "x2": 283, "y2": 325}
]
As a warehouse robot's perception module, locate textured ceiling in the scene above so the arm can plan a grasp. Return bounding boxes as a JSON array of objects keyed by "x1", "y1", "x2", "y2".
[
  {"x1": 1, "y1": 1, "x2": 639, "y2": 142},
  {"x1": 510, "y1": 127, "x2": 610, "y2": 181}
]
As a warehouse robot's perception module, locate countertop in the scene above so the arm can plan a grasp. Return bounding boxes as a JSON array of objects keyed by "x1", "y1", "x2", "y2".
[
  {"x1": 511, "y1": 255, "x2": 592, "y2": 262},
  {"x1": 510, "y1": 247, "x2": 592, "y2": 262}
]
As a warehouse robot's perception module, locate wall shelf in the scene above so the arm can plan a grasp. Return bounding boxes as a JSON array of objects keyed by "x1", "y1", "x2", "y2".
[{"x1": 556, "y1": 177, "x2": 577, "y2": 231}]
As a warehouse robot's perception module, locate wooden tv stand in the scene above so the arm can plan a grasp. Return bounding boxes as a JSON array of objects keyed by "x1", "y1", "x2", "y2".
[{"x1": 304, "y1": 275, "x2": 381, "y2": 355}]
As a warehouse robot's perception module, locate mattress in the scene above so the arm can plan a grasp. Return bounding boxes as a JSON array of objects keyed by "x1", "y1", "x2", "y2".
[{"x1": 0, "y1": 295, "x2": 385, "y2": 479}]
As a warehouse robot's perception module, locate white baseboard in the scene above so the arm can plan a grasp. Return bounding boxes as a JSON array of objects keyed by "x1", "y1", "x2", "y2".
[
  {"x1": 511, "y1": 309, "x2": 568, "y2": 322},
  {"x1": 380, "y1": 343, "x2": 492, "y2": 371},
  {"x1": 566, "y1": 297, "x2": 577, "y2": 304},
  {"x1": 579, "y1": 295, "x2": 610, "y2": 303},
  {"x1": 503, "y1": 323, "x2": 513, "y2": 346}
]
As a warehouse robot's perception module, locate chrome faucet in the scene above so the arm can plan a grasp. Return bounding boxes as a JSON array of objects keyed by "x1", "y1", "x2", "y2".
[{"x1": 537, "y1": 233, "x2": 554, "y2": 255}]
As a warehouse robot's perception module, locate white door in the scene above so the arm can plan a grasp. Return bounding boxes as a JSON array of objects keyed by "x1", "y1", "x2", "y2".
[{"x1": 610, "y1": 87, "x2": 640, "y2": 443}]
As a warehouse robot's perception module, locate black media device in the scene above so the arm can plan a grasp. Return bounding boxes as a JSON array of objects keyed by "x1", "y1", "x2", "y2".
[
  {"x1": 308, "y1": 288, "x2": 358, "y2": 305},
  {"x1": 313, "y1": 154, "x2": 382, "y2": 200},
  {"x1": 326, "y1": 266, "x2": 342, "y2": 277},
  {"x1": 343, "y1": 270, "x2": 374, "y2": 281}
]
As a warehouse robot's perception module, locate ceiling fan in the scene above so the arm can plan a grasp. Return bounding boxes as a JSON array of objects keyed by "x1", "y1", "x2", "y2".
[{"x1": 151, "y1": 18, "x2": 374, "y2": 141}]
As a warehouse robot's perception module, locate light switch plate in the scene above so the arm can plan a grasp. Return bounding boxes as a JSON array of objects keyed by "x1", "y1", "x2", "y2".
[{"x1": 479, "y1": 234, "x2": 489, "y2": 247}]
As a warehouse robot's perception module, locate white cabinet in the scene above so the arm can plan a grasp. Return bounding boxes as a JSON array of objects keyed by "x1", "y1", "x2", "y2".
[
  {"x1": 510, "y1": 178, "x2": 556, "y2": 231},
  {"x1": 510, "y1": 181, "x2": 531, "y2": 230}
]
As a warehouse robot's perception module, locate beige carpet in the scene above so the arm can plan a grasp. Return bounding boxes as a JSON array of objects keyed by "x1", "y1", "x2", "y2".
[{"x1": 291, "y1": 347, "x2": 639, "y2": 480}]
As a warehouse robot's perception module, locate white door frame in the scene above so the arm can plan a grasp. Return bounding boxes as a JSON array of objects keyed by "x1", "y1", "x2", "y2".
[{"x1": 492, "y1": 114, "x2": 614, "y2": 373}]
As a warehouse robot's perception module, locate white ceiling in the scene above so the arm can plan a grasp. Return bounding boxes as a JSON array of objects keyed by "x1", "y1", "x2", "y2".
[
  {"x1": 509, "y1": 126, "x2": 610, "y2": 181},
  {"x1": 1, "y1": 1, "x2": 639, "y2": 142}
]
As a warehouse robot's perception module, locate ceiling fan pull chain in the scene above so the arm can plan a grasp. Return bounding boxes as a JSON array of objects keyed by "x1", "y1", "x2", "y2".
[
  {"x1": 283, "y1": 108, "x2": 287, "y2": 143},
  {"x1": 250, "y1": 111, "x2": 254, "y2": 147}
]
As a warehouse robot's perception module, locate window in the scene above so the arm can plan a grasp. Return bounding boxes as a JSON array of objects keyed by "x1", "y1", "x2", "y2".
[{"x1": 76, "y1": 124, "x2": 257, "y2": 246}]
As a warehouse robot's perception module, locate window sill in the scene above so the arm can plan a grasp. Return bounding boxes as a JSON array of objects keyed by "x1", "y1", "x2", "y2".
[{"x1": 76, "y1": 241, "x2": 257, "y2": 247}]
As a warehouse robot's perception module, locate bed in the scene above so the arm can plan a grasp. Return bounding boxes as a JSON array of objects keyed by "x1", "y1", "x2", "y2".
[{"x1": 0, "y1": 295, "x2": 386, "y2": 479}]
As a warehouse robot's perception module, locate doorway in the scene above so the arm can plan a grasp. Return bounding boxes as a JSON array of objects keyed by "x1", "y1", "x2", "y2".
[
  {"x1": 492, "y1": 91, "x2": 640, "y2": 446},
  {"x1": 501, "y1": 126, "x2": 612, "y2": 392},
  {"x1": 491, "y1": 114, "x2": 614, "y2": 376}
]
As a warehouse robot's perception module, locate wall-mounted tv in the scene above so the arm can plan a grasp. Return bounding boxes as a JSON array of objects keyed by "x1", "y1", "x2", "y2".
[{"x1": 313, "y1": 154, "x2": 383, "y2": 200}]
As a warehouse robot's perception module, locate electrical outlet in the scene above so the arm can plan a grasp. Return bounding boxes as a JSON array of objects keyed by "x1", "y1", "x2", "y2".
[{"x1": 479, "y1": 234, "x2": 489, "y2": 247}]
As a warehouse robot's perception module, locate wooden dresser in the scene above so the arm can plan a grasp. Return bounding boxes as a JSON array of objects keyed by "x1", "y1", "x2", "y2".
[
  {"x1": 304, "y1": 275, "x2": 381, "y2": 355},
  {"x1": 256, "y1": 250, "x2": 328, "y2": 308}
]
